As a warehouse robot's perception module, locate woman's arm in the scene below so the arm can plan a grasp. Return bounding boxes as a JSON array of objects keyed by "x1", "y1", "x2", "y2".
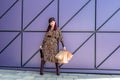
[
  {"x1": 58, "y1": 29, "x2": 66, "y2": 50},
  {"x1": 40, "y1": 32, "x2": 47, "y2": 49}
]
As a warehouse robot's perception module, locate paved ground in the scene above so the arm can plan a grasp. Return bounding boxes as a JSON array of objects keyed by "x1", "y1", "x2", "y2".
[{"x1": 0, "y1": 69, "x2": 120, "y2": 80}]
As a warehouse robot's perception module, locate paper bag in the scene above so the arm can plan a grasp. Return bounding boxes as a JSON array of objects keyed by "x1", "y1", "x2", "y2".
[{"x1": 55, "y1": 50, "x2": 73, "y2": 64}]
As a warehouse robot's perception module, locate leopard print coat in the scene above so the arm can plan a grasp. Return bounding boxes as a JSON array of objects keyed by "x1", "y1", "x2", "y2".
[{"x1": 41, "y1": 28, "x2": 64, "y2": 63}]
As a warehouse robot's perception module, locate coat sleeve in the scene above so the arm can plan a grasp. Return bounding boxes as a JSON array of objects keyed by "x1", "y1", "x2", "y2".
[
  {"x1": 41, "y1": 33, "x2": 47, "y2": 47},
  {"x1": 58, "y1": 29, "x2": 64, "y2": 47}
]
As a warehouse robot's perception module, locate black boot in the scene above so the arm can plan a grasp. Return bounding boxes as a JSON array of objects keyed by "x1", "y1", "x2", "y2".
[
  {"x1": 55, "y1": 63, "x2": 60, "y2": 75},
  {"x1": 40, "y1": 60, "x2": 45, "y2": 75}
]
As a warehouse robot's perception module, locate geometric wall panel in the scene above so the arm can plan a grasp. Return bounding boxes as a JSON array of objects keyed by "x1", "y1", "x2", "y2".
[
  {"x1": 1, "y1": 0, "x2": 120, "y2": 74},
  {"x1": 98, "y1": 10, "x2": 120, "y2": 31},
  {"x1": 96, "y1": 33, "x2": 120, "y2": 68},
  {"x1": 97, "y1": 0, "x2": 120, "y2": 29},
  {"x1": 0, "y1": 32, "x2": 19, "y2": 51},
  {"x1": 0, "y1": 0, "x2": 17, "y2": 16},
  {"x1": 60, "y1": 33, "x2": 93, "y2": 53},
  {"x1": 23, "y1": 0, "x2": 52, "y2": 27},
  {"x1": 0, "y1": 0, "x2": 18, "y2": 16},
  {"x1": 0, "y1": 0, "x2": 21, "y2": 30},
  {"x1": 23, "y1": 32, "x2": 45, "y2": 67},
  {"x1": 62, "y1": 34, "x2": 94, "y2": 68},
  {"x1": 24, "y1": 53, "x2": 40, "y2": 67},
  {"x1": 98, "y1": 48, "x2": 120, "y2": 69},
  {"x1": 60, "y1": 0, "x2": 95, "y2": 31},
  {"x1": 23, "y1": 0, "x2": 57, "y2": 31},
  {"x1": 59, "y1": 0, "x2": 91, "y2": 29},
  {"x1": 0, "y1": 34, "x2": 21, "y2": 66}
]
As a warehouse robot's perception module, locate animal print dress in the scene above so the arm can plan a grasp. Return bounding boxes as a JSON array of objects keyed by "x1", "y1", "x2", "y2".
[{"x1": 41, "y1": 28, "x2": 64, "y2": 63}]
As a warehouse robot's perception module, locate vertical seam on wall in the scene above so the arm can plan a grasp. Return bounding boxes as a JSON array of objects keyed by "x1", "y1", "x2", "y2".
[
  {"x1": 94, "y1": 0, "x2": 97, "y2": 69},
  {"x1": 21, "y1": 0, "x2": 24, "y2": 67}
]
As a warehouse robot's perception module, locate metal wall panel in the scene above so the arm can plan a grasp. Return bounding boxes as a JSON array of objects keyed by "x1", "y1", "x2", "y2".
[{"x1": 0, "y1": 0, "x2": 120, "y2": 74}]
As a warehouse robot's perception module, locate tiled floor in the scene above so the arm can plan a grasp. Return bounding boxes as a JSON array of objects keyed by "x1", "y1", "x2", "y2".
[{"x1": 0, "y1": 69, "x2": 120, "y2": 80}]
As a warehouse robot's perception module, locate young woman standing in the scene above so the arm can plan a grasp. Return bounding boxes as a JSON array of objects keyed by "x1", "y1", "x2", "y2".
[{"x1": 40, "y1": 17, "x2": 66, "y2": 75}]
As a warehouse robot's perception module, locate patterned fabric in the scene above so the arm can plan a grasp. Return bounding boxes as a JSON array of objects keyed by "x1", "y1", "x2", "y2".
[{"x1": 42, "y1": 28, "x2": 64, "y2": 63}]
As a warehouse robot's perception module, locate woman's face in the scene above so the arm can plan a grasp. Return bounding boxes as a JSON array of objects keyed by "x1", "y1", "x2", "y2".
[{"x1": 50, "y1": 21, "x2": 55, "y2": 27}]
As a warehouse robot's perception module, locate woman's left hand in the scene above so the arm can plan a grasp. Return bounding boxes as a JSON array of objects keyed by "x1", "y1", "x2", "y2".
[{"x1": 63, "y1": 47, "x2": 66, "y2": 51}]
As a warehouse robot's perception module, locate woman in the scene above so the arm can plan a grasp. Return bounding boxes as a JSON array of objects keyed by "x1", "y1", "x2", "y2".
[{"x1": 40, "y1": 17, "x2": 66, "y2": 75}]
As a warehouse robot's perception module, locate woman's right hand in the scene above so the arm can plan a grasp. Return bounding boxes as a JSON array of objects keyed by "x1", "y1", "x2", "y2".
[
  {"x1": 40, "y1": 45, "x2": 43, "y2": 49},
  {"x1": 63, "y1": 47, "x2": 66, "y2": 51}
]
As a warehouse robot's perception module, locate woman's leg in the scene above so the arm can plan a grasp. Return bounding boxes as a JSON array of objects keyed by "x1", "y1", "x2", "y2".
[
  {"x1": 40, "y1": 60, "x2": 45, "y2": 75},
  {"x1": 55, "y1": 63, "x2": 60, "y2": 75}
]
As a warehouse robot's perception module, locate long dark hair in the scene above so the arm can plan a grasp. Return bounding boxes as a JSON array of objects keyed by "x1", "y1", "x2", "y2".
[
  {"x1": 46, "y1": 17, "x2": 58, "y2": 32},
  {"x1": 46, "y1": 23, "x2": 57, "y2": 32}
]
